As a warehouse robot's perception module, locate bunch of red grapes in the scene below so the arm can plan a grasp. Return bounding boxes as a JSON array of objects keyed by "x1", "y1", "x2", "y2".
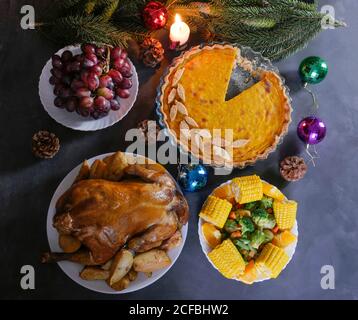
[{"x1": 49, "y1": 43, "x2": 133, "y2": 119}]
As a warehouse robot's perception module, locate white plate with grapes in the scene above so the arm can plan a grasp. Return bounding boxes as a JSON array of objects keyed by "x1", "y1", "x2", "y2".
[{"x1": 39, "y1": 44, "x2": 138, "y2": 131}]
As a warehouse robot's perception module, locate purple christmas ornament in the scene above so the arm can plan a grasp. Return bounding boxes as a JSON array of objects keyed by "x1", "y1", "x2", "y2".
[{"x1": 297, "y1": 116, "x2": 326, "y2": 145}]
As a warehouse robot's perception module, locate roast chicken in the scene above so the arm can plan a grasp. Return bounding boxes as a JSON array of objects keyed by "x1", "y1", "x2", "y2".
[{"x1": 42, "y1": 158, "x2": 189, "y2": 266}]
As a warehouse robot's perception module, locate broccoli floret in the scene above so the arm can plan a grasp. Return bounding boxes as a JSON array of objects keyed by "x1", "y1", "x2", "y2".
[
  {"x1": 265, "y1": 215, "x2": 276, "y2": 228},
  {"x1": 250, "y1": 230, "x2": 266, "y2": 249},
  {"x1": 252, "y1": 208, "x2": 276, "y2": 229},
  {"x1": 263, "y1": 229, "x2": 274, "y2": 244},
  {"x1": 233, "y1": 238, "x2": 251, "y2": 251},
  {"x1": 238, "y1": 217, "x2": 255, "y2": 235},
  {"x1": 261, "y1": 196, "x2": 273, "y2": 209},
  {"x1": 252, "y1": 208, "x2": 267, "y2": 220},
  {"x1": 224, "y1": 219, "x2": 239, "y2": 233},
  {"x1": 244, "y1": 201, "x2": 260, "y2": 211}
]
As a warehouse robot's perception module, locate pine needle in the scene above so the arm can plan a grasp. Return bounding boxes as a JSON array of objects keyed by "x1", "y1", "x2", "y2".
[
  {"x1": 43, "y1": 15, "x2": 133, "y2": 47},
  {"x1": 56, "y1": 0, "x2": 83, "y2": 9},
  {"x1": 101, "y1": 0, "x2": 120, "y2": 22},
  {"x1": 84, "y1": 0, "x2": 97, "y2": 14}
]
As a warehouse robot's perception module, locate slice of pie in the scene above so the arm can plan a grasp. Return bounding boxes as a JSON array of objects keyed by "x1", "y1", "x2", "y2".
[{"x1": 158, "y1": 44, "x2": 291, "y2": 167}]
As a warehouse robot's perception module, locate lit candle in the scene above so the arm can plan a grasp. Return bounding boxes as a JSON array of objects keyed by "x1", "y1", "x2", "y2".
[{"x1": 169, "y1": 14, "x2": 190, "y2": 50}]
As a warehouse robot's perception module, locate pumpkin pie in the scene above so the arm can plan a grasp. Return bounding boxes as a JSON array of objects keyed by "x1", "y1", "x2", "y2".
[{"x1": 158, "y1": 44, "x2": 292, "y2": 167}]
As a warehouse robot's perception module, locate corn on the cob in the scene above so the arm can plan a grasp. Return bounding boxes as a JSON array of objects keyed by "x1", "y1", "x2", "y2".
[
  {"x1": 256, "y1": 243, "x2": 289, "y2": 278},
  {"x1": 273, "y1": 199, "x2": 297, "y2": 230},
  {"x1": 208, "y1": 239, "x2": 246, "y2": 279},
  {"x1": 262, "y1": 181, "x2": 285, "y2": 201},
  {"x1": 199, "y1": 195, "x2": 232, "y2": 228},
  {"x1": 231, "y1": 175, "x2": 263, "y2": 204}
]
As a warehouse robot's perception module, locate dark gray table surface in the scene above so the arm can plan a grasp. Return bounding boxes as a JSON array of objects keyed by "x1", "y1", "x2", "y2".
[{"x1": 1, "y1": 0, "x2": 357, "y2": 300}]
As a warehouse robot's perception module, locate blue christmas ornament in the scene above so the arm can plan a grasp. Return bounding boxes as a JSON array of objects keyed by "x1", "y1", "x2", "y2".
[{"x1": 178, "y1": 164, "x2": 208, "y2": 192}]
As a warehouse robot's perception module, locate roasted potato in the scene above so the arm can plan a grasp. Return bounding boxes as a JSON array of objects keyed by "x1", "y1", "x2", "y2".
[
  {"x1": 89, "y1": 159, "x2": 99, "y2": 178},
  {"x1": 109, "y1": 267, "x2": 137, "y2": 291},
  {"x1": 101, "y1": 259, "x2": 113, "y2": 271},
  {"x1": 128, "y1": 238, "x2": 163, "y2": 252},
  {"x1": 103, "y1": 153, "x2": 115, "y2": 165},
  {"x1": 58, "y1": 234, "x2": 81, "y2": 253},
  {"x1": 103, "y1": 152, "x2": 128, "y2": 181},
  {"x1": 160, "y1": 230, "x2": 182, "y2": 251},
  {"x1": 110, "y1": 274, "x2": 131, "y2": 291},
  {"x1": 89, "y1": 159, "x2": 107, "y2": 179},
  {"x1": 127, "y1": 269, "x2": 138, "y2": 281},
  {"x1": 133, "y1": 249, "x2": 171, "y2": 273},
  {"x1": 107, "y1": 249, "x2": 133, "y2": 286},
  {"x1": 74, "y1": 160, "x2": 90, "y2": 183},
  {"x1": 80, "y1": 266, "x2": 110, "y2": 281}
]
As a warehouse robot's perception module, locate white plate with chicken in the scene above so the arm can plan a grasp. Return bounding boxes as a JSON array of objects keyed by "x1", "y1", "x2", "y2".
[{"x1": 43, "y1": 151, "x2": 189, "y2": 294}]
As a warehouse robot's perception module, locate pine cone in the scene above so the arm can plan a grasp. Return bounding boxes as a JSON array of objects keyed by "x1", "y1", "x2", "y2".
[
  {"x1": 137, "y1": 120, "x2": 160, "y2": 143},
  {"x1": 139, "y1": 37, "x2": 164, "y2": 68},
  {"x1": 32, "y1": 131, "x2": 60, "y2": 159},
  {"x1": 280, "y1": 156, "x2": 307, "y2": 181}
]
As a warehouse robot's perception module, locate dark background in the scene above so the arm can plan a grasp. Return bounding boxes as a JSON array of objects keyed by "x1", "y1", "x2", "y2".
[{"x1": 1, "y1": 0, "x2": 357, "y2": 300}]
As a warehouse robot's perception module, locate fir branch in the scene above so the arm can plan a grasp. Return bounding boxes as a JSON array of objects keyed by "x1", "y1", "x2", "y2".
[
  {"x1": 39, "y1": 0, "x2": 345, "y2": 61},
  {"x1": 84, "y1": 1, "x2": 97, "y2": 14},
  {"x1": 213, "y1": 13, "x2": 323, "y2": 60},
  {"x1": 220, "y1": 6, "x2": 284, "y2": 24},
  {"x1": 97, "y1": 0, "x2": 120, "y2": 5},
  {"x1": 240, "y1": 17, "x2": 276, "y2": 28},
  {"x1": 50, "y1": 0, "x2": 90, "y2": 17},
  {"x1": 56, "y1": 0, "x2": 83, "y2": 9},
  {"x1": 268, "y1": 19, "x2": 322, "y2": 60},
  {"x1": 111, "y1": 9, "x2": 149, "y2": 37},
  {"x1": 100, "y1": 0, "x2": 120, "y2": 22},
  {"x1": 168, "y1": 3, "x2": 210, "y2": 31},
  {"x1": 211, "y1": 0, "x2": 269, "y2": 7},
  {"x1": 212, "y1": 3, "x2": 319, "y2": 23},
  {"x1": 42, "y1": 15, "x2": 133, "y2": 47},
  {"x1": 268, "y1": 0, "x2": 317, "y2": 11},
  {"x1": 205, "y1": 0, "x2": 345, "y2": 59},
  {"x1": 82, "y1": 0, "x2": 122, "y2": 16},
  {"x1": 119, "y1": 0, "x2": 147, "y2": 14}
]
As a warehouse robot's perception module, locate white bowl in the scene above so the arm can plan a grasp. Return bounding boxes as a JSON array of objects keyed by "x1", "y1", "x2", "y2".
[
  {"x1": 46, "y1": 152, "x2": 188, "y2": 294},
  {"x1": 198, "y1": 180, "x2": 298, "y2": 283},
  {"x1": 39, "y1": 45, "x2": 138, "y2": 131}
]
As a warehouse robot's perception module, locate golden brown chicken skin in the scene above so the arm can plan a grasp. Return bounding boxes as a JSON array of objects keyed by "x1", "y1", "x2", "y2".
[{"x1": 43, "y1": 164, "x2": 189, "y2": 265}]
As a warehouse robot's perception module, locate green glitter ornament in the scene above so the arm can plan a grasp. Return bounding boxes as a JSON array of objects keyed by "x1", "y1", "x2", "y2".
[{"x1": 299, "y1": 56, "x2": 328, "y2": 85}]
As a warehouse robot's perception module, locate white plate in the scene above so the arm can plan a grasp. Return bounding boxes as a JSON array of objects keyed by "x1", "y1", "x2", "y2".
[
  {"x1": 39, "y1": 45, "x2": 139, "y2": 131},
  {"x1": 46, "y1": 152, "x2": 188, "y2": 294},
  {"x1": 198, "y1": 180, "x2": 298, "y2": 283}
]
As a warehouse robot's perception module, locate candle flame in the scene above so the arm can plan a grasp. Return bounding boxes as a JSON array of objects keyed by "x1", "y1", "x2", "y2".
[{"x1": 175, "y1": 14, "x2": 182, "y2": 23}]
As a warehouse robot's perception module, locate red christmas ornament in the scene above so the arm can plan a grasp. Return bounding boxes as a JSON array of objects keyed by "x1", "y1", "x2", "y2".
[{"x1": 142, "y1": 1, "x2": 168, "y2": 30}]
